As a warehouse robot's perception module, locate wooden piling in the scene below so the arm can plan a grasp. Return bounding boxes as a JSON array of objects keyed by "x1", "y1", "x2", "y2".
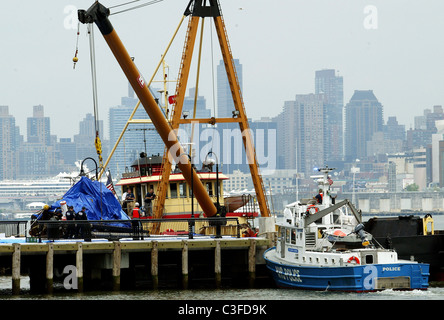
[
  {"x1": 12, "y1": 243, "x2": 20, "y2": 295},
  {"x1": 182, "y1": 240, "x2": 189, "y2": 289},
  {"x1": 248, "y1": 239, "x2": 257, "y2": 288},
  {"x1": 151, "y1": 241, "x2": 158, "y2": 290},
  {"x1": 76, "y1": 242, "x2": 83, "y2": 292},
  {"x1": 112, "y1": 241, "x2": 121, "y2": 291},
  {"x1": 215, "y1": 240, "x2": 221, "y2": 288},
  {"x1": 46, "y1": 243, "x2": 54, "y2": 294}
]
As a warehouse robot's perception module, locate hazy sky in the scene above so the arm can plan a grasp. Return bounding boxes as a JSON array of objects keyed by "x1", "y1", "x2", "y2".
[{"x1": 2, "y1": 0, "x2": 444, "y2": 140}]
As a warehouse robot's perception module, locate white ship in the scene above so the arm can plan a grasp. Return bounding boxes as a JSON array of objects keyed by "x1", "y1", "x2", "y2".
[{"x1": 0, "y1": 172, "x2": 78, "y2": 210}]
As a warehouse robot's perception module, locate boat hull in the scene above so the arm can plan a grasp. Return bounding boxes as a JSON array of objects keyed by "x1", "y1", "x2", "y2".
[{"x1": 264, "y1": 247, "x2": 429, "y2": 292}]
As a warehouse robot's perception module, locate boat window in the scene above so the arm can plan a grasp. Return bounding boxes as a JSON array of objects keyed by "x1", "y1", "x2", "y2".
[
  {"x1": 279, "y1": 227, "x2": 285, "y2": 240},
  {"x1": 179, "y1": 183, "x2": 187, "y2": 198},
  {"x1": 206, "y1": 182, "x2": 213, "y2": 196},
  {"x1": 170, "y1": 183, "x2": 178, "y2": 198},
  {"x1": 286, "y1": 228, "x2": 290, "y2": 243},
  {"x1": 365, "y1": 255, "x2": 374, "y2": 264},
  {"x1": 291, "y1": 229, "x2": 296, "y2": 244}
]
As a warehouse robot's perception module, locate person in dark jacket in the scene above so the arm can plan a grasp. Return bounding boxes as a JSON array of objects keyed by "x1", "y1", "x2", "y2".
[
  {"x1": 65, "y1": 205, "x2": 76, "y2": 239},
  {"x1": 75, "y1": 207, "x2": 90, "y2": 239}
]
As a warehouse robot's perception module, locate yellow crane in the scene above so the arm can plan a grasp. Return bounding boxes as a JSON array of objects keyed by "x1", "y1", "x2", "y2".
[{"x1": 78, "y1": 0, "x2": 270, "y2": 219}]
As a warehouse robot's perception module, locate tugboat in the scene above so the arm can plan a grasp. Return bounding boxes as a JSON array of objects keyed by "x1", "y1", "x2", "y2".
[{"x1": 264, "y1": 167, "x2": 430, "y2": 292}]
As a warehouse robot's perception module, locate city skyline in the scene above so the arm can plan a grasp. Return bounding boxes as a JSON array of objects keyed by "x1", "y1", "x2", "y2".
[{"x1": 1, "y1": 1, "x2": 444, "y2": 140}]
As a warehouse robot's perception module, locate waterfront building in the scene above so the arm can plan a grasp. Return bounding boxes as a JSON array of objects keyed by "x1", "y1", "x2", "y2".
[
  {"x1": 315, "y1": 69, "x2": 344, "y2": 162},
  {"x1": 344, "y1": 90, "x2": 383, "y2": 162},
  {"x1": 413, "y1": 147, "x2": 427, "y2": 190}
]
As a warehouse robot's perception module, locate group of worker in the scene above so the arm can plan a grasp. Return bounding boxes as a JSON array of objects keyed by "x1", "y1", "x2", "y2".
[
  {"x1": 30, "y1": 204, "x2": 90, "y2": 239},
  {"x1": 122, "y1": 188, "x2": 156, "y2": 219},
  {"x1": 64, "y1": 205, "x2": 89, "y2": 239}
]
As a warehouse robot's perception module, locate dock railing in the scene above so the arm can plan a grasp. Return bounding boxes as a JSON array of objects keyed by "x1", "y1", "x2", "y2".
[
  {"x1": 6, "y1": 216, "x2": 241, "y2": 242},
  {"x1": 0, "y1": 220, "x2": 29, "y2": 238}
]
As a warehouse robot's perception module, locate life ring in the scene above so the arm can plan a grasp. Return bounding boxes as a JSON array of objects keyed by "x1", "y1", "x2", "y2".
[
  {"x1": 347, "y1": 256, "x2": 360, "y2": 264},
  {"x1": 166, "y1": 228, "x2": 174, "y2": 232},
  {"x1": 306, "y1": 205, "x2": 319, "y2": 215}
]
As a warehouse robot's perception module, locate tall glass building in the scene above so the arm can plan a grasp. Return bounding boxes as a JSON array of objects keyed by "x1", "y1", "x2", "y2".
[{"x1": 344, "y1": 90, "x2": 383, "y2": 162}]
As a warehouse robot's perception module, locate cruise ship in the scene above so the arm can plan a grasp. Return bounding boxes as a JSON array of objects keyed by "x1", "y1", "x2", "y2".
[{"x1": 0, "y1": 172, "x2": 78, "y2": 210}]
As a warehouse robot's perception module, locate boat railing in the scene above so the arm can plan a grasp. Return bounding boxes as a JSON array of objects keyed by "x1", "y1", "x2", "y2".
[{"x1": 6, "y1": 216, "x2": 242, "y2": 242}]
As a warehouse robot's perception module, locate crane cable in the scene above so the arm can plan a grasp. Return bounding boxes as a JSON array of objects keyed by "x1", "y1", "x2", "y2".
[
  {"x1": 87, "y1": 23, "x2": 104, "y2": 171},
  {"x1": 73, "y1": 22, "x2": 80, "y2": 69},
  {"x1": 109, "y1": 0, "x2": 164, "y2": 16}
]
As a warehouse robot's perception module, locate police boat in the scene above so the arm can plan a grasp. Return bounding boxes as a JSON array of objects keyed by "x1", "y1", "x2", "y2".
[{"x1": 263, "y1": 167, "x2": 430, "y2": 292}]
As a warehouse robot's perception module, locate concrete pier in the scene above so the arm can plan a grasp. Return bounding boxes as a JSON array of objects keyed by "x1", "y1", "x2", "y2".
[{"x1": 0, "y1": 237, "x2": 271, "y2": 294}]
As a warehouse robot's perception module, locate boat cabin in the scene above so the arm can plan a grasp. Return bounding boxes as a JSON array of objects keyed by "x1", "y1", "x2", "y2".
[{"x1": 116, "y1": 154, "x2": 229, "y2": 218}]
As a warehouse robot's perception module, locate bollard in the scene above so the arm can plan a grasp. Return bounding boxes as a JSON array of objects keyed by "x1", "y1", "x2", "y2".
[
  {"x1": 151, "y1": 241, "x2": 158, "y2": 290},
  {"x1": 76, "y1": 242, "x2": 84, "y2": 292},
  {"x1": 12, "y1": 243, "x2": 20, "y2": 295},
  {"x1": 215, "y1": 240, "x2": 221, "y2": 288},
  {"x1": 182, "y1": 240, "x2": 189, "y2": 289},
  {"x1": 248, "y1": 239, "x2": 257, "y2": 288},
  {"x1": 46, "y1": 243, "x2": 54, "y2": 294},
  {"x1": 112, "y1": 241, "x2": 121, "y2": 291}
]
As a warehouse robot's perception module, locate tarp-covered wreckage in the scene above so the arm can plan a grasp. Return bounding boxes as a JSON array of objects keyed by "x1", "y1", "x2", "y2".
[{"x1": 51, "y1": 176, "x2": 130, "y2": 221}]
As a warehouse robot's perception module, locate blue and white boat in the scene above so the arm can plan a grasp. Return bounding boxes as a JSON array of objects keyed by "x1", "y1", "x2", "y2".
[{"x1": 264, "y1": 167, "x2": 429, "y2": 292}]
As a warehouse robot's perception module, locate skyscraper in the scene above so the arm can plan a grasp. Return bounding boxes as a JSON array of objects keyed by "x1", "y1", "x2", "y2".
[
  {"x1": 217, "y1": 59, "x2": 242, "y2": 119},
  {"x1": 108, "y1": 89, "x2": 164, "y2": 176},
  {"x1": 344, "y1": 90, "x2": 383, "y2": 161},
  {"x1": 27, "y1": 105, "x2": 50, "y2": 145},
  {"x1": 276, "y1": 94, "x2": 326, "y2": 175},
  {"x1": 315, "y1": 69, "x2": 343, "y2": 161},
  {"x1": 74, "y1": 113, "x2": 104, "y2": 164},
  {"x1": 0, "y1": 106, "x2": 19, "y2": 180}
]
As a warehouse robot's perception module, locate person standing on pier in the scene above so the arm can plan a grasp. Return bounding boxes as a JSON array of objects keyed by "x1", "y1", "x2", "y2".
[
  {"x1": 65, "y1": 205, "x2": 76, "y2": 239},
  {"x1": 75, "y1": 206, "x2": 90, "y2": 239},
  {"x1": 144, "y1": 188, "x2": 155, "y2": 217},
  {"x1": 124, "y1": 188, "x2": 135, "y2": 216}
]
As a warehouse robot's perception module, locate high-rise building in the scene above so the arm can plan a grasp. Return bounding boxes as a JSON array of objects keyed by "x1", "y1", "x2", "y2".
[
  {"x1": 74, "y1": 113, "x2": 104, "y2": 164},
  {"x1": 216, "y1": 117, "x2": 277, "y2": 175},
  {"x1": 315, "y1": 69, "x2": 343, "y2": 161},
  {"x1": 344, "y1": 90, "x2": 383, "y2": 161},
  {"x1": 0, "y1": 106, "x2": 19, "y2": 180},
  {"x1": 18, "y1": 105, "x2": 61, "y2": 178},
  {"x1": 275, "y1": 94, "x2": 326, "y2": 175},
  {"x1": 27, "y1": 105, "x2": 50, "y2": 146},
  {"x1": 108, "y1": 89, "x2": 164, "y2": 177},
  {"x1": 384, "y1": 116, "x2": 405, "y2": 141},
  {"x1": 217, "y1": 59, "x2": 242, "y2": 119}
]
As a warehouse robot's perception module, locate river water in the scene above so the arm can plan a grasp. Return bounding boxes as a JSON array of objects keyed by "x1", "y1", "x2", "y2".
[{"x1": 0, "y1": 214, "x2": 443, "y2": 313}]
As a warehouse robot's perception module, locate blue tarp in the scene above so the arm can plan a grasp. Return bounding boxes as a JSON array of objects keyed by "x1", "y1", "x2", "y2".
[{"x1": 51, "y1": 176, "x2": 130, "y2": 221}]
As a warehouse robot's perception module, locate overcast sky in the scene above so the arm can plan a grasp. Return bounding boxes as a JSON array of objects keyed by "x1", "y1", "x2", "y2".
[{"x1": 2, "y1": 0, "x2": 444, "y2": 140}]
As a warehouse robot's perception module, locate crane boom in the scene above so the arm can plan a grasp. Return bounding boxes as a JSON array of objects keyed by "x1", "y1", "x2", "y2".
[{"x1": 78, "y1": 2, "x2": 218, "y2": 217}]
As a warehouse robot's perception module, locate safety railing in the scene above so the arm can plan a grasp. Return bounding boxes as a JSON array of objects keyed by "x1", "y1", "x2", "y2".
[
  {"x1": 0, "y1": 220, "x2": 30, "y2": 238},
  {"x1": 17, "y1": 216, "x2": 241, "y2": 242}
]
